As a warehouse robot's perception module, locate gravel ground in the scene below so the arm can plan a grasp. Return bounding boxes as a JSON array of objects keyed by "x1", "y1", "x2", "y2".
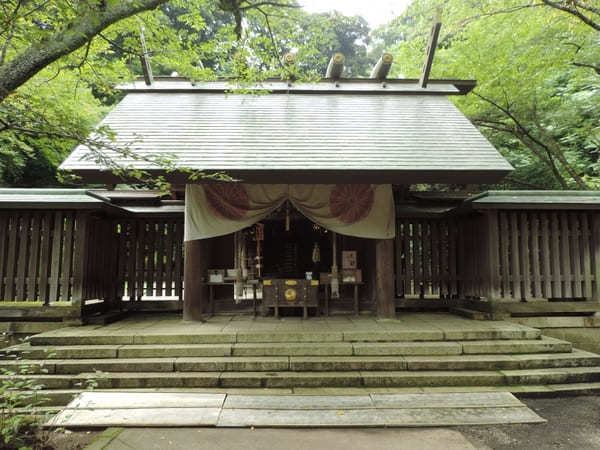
[{"x1": 459, "y1": 395, "x2": 600, "y2": 450}]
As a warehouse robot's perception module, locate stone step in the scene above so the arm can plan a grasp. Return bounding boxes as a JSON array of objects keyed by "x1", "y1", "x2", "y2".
[
  {"x1": 27, "y1": 327, "x2": 541, "y2": 346},
  {"x1": 2, "y1": 336, "x2": 572, "y2": 360},
  {"x1": 1, "y1": 350, "x2": 597, "y2": 374},
  {"x1": 11, "y1": 381, "x2": 600, "y2": 407},
  {"x1": 4, "y1": 366, "x2": 600, "y2": 390},
  {"x1": 0, "y1": 321, "x2": 65, "y2": 334},
  {"x1": 511, "y1": 316, "x2": 592, "y2": 328}
]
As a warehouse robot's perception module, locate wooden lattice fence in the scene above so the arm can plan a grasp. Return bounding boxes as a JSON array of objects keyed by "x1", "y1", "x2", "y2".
[
  {"x1": 395, "y1": 211, "x2": 600, "y2": 302},
  {"x1": 113, "y1": 217, "x2": 184, "y2": 302},
  {"x1": 0, "y1": 210, "x2": 113, "y2": 304}
]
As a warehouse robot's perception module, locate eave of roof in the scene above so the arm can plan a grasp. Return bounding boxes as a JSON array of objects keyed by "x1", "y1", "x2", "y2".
[
  {"x1": 468, "y1": 190, "x2": 600, "y2": 210},
  {"x1": 0, "y1": 189, "x2": 105, "y2": 210}
]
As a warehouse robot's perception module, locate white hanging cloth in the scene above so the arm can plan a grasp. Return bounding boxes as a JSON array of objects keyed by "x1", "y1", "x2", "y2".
[{"x1": 185, "y1": 184, "x2": 395, "y2": 241}]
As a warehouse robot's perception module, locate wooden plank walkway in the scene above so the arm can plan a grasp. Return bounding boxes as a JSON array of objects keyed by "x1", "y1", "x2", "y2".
[{"x1": 46, "y1": 391, "x2": 544, "y2": 428}]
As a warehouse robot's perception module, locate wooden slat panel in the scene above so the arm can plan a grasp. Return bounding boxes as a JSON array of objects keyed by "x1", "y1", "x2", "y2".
[
  {"x1": 49, "y1": 212, "x2": 63, "y2": 302},
  {"x1": 71, "y1": 212, "x2": 89, "y2": 310},
  {"x1": 499, "y1": 212, "x2": 510, "y2": 298},
  {"x1": 530, "y1": 213, "x2": 542, "y2": 298},
  {"x1": 456, "y1": 218, "x2": 466, "y2": 298},
  {"x1": 38, "y1": 213, "x2": 52, "y2": 304},
  {"x1": 0, "y1": 215, "x2": 8, "y2": 301},
  {"x1": 551, "y1": 213, "x2": 562, "y2": 298},
  {"x1": 431, "y1": 220, "x2": 440, "y2": 296},
  {"x1": 115, "y1": 220, "x2": 127, "y2": 301},
  {"x1": 174, "y1": 220, "x2": 183, "y2": 300},
  {"x1": 404, "y1": 220, "x2": 413, "y2": 296},
  {"x1": 485, "y1": 211, "x2": 501, "y2": 301},
  {"x1": 559, "y1": 212, "x2": 573, "y2": 298},
  {"x1": 61, "y1": 213, "x2": 75, "y2": 302},
  {"x1": 581, "y1": 213, "x2": 593, "y2": 300},
  {"x1": 440, "y1": 221, "x2": 449, "y2": 298},
  {"x1": 164, "y1": 220, "x2": 175, "y2": 297},
  {"x1": 413, "y1": 221, "x2": 422, "y2": 297},
  {"x1": 145, "y1": 220, "x2": 155, "y2": 297},
  {"x1": 448, "y1": 220, "x2": 457, "y2": 297},
  {"x1": 4, "y1": 214, "x2": 18, "y2": 301},
  {"x1": 155, "y1": 220, "x2": 166, "y2": 298},
  {"x1": 519, "y1": 212, "x2": 531, "y2": 299},
  {"x1": 136, "y1": 220, "x2": 146, "y2": 300},
  {"x1": 26, "y1": 214, "x2": 42, "y2": 301},
  {"x1": 540, "y1": 213, "x2": 552, "y2": 299},
  {"x1": 569, "y1": 213, "x2": 583, "y2": 298},
  {"x1": 592, "y1": 213, "x2": 600, "y2": 301},
  {"x1": 423, "y1": 221, "x2": 432, "y2": 296},
  {"x1": 15, "y1": 213, "x2": 31, "y2": 301},
  {"x1": 509, "y1": 212, "x2": 521, "y2": 300},
  {"x1": 126, "y1": 221, "x2": 137, "y2": 299},
  {"x1": 395, "y1": 221, "x2": 404, "y2": 297}
]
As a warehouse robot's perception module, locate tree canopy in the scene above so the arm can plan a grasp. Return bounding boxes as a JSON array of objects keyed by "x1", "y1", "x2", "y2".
[{"x1": 0, "y1": 0, "x2": 597, "y2": 189}]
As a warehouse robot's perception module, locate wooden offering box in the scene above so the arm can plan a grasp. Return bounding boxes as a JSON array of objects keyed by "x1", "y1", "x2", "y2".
[{"x1": 262, "y1": 279, "x2": 319, "y2": 319}]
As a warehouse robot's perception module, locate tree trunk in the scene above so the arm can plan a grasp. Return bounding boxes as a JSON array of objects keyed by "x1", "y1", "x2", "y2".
[{"x1": 0, "y1": 0, "x2": 169, "y2": 102}]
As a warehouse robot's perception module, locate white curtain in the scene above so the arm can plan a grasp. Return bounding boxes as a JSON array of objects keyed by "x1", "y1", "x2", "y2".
[{"x1": 184, "y1": 184, "x2": 395, "y2": 241}]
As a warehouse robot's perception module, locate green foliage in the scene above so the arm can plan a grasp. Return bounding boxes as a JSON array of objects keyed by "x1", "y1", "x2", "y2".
[
  {"x1": 0, "y1": 342, "x2": 52, "y2": 450},
  {"x1": 0, "y1": 0, "x2": 374, "y2": 188},
  {"x1": 376, "y1": 0, "x2": 599, "y2": 189},
  {"x1": 1, "y1": 0, "x2": 597, "y2": 190}
]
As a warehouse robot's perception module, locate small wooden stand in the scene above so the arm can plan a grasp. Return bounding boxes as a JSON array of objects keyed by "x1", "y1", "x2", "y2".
[
  {"x1": 204, "y1": 281, "x2": 258, "y2": 317},
  {"x1": 322, "y1": 281, "x2": 362, "y2": 316},
  {"x1": 262, "y1": 279, "x2": 319, "y2": 319}
]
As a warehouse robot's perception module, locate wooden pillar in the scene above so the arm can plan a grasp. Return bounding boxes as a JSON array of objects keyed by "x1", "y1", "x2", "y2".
[
  {"x1": 376, "y1": 238, "x2": 395, "y2": 318},
  {"x1": 483, "y1": 211, "x2": 502, "y2": 302},
  {"x1": 183, "y1": 238, "x2": 209, "y2": 321}
]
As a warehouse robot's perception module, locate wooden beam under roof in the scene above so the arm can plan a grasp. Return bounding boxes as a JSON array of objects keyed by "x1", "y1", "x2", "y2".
[{"x1": 419, "y1": 12, "x2": 442, "y2": 88}]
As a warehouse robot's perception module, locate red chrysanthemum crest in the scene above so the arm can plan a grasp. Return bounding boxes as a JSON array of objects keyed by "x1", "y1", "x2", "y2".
[
  {"x1": 203, "y1": 184, "x2": 249, "y2": 220},
  {"x1": 329, "y1": 184, "x2": 374, "y2": 224}
]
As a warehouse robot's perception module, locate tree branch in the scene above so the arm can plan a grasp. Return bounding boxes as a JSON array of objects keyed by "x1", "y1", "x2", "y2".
[
  {"x1": 573, "y1": 61, "x2": 600, "y2": 74},
  {"x1": 0, "y1": 0, "x2": 170, "y2": 103},
  {"x1": 542, "y1": 0, "x2": 599, "y2": 31},
  {"x1": 239, "y1": 1, "x2": 300, "y2": 11},
  {"x1": 473, "y1": 92, "x2": 570, "y2": 188},
  {"x1": 0, "y1": 22, "x2": 15, "y2": 67}
]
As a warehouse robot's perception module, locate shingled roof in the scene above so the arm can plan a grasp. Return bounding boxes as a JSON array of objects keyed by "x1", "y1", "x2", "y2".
[{"x1": 59, "y1": 78, "x2": 513, "y2": 184}]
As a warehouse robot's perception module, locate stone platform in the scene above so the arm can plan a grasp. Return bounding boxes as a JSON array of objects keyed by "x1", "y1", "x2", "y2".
[{"x1": 2, "y1": 313, "x2": 600, "y2": 406}]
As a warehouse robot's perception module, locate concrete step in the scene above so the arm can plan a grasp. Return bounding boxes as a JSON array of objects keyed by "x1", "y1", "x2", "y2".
[
  {"x1": 5, "y1": 366, "x2": 600, "y2": 390},
  {"x1": 2, "y1": 337, "x2": 572, "y2": 361},
  {"x1": 2, "y1": 350, "x2": 598, "y2": 374},
  {"x1": 27, "y1": 327, "x2": 541, "y2": 346}
]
